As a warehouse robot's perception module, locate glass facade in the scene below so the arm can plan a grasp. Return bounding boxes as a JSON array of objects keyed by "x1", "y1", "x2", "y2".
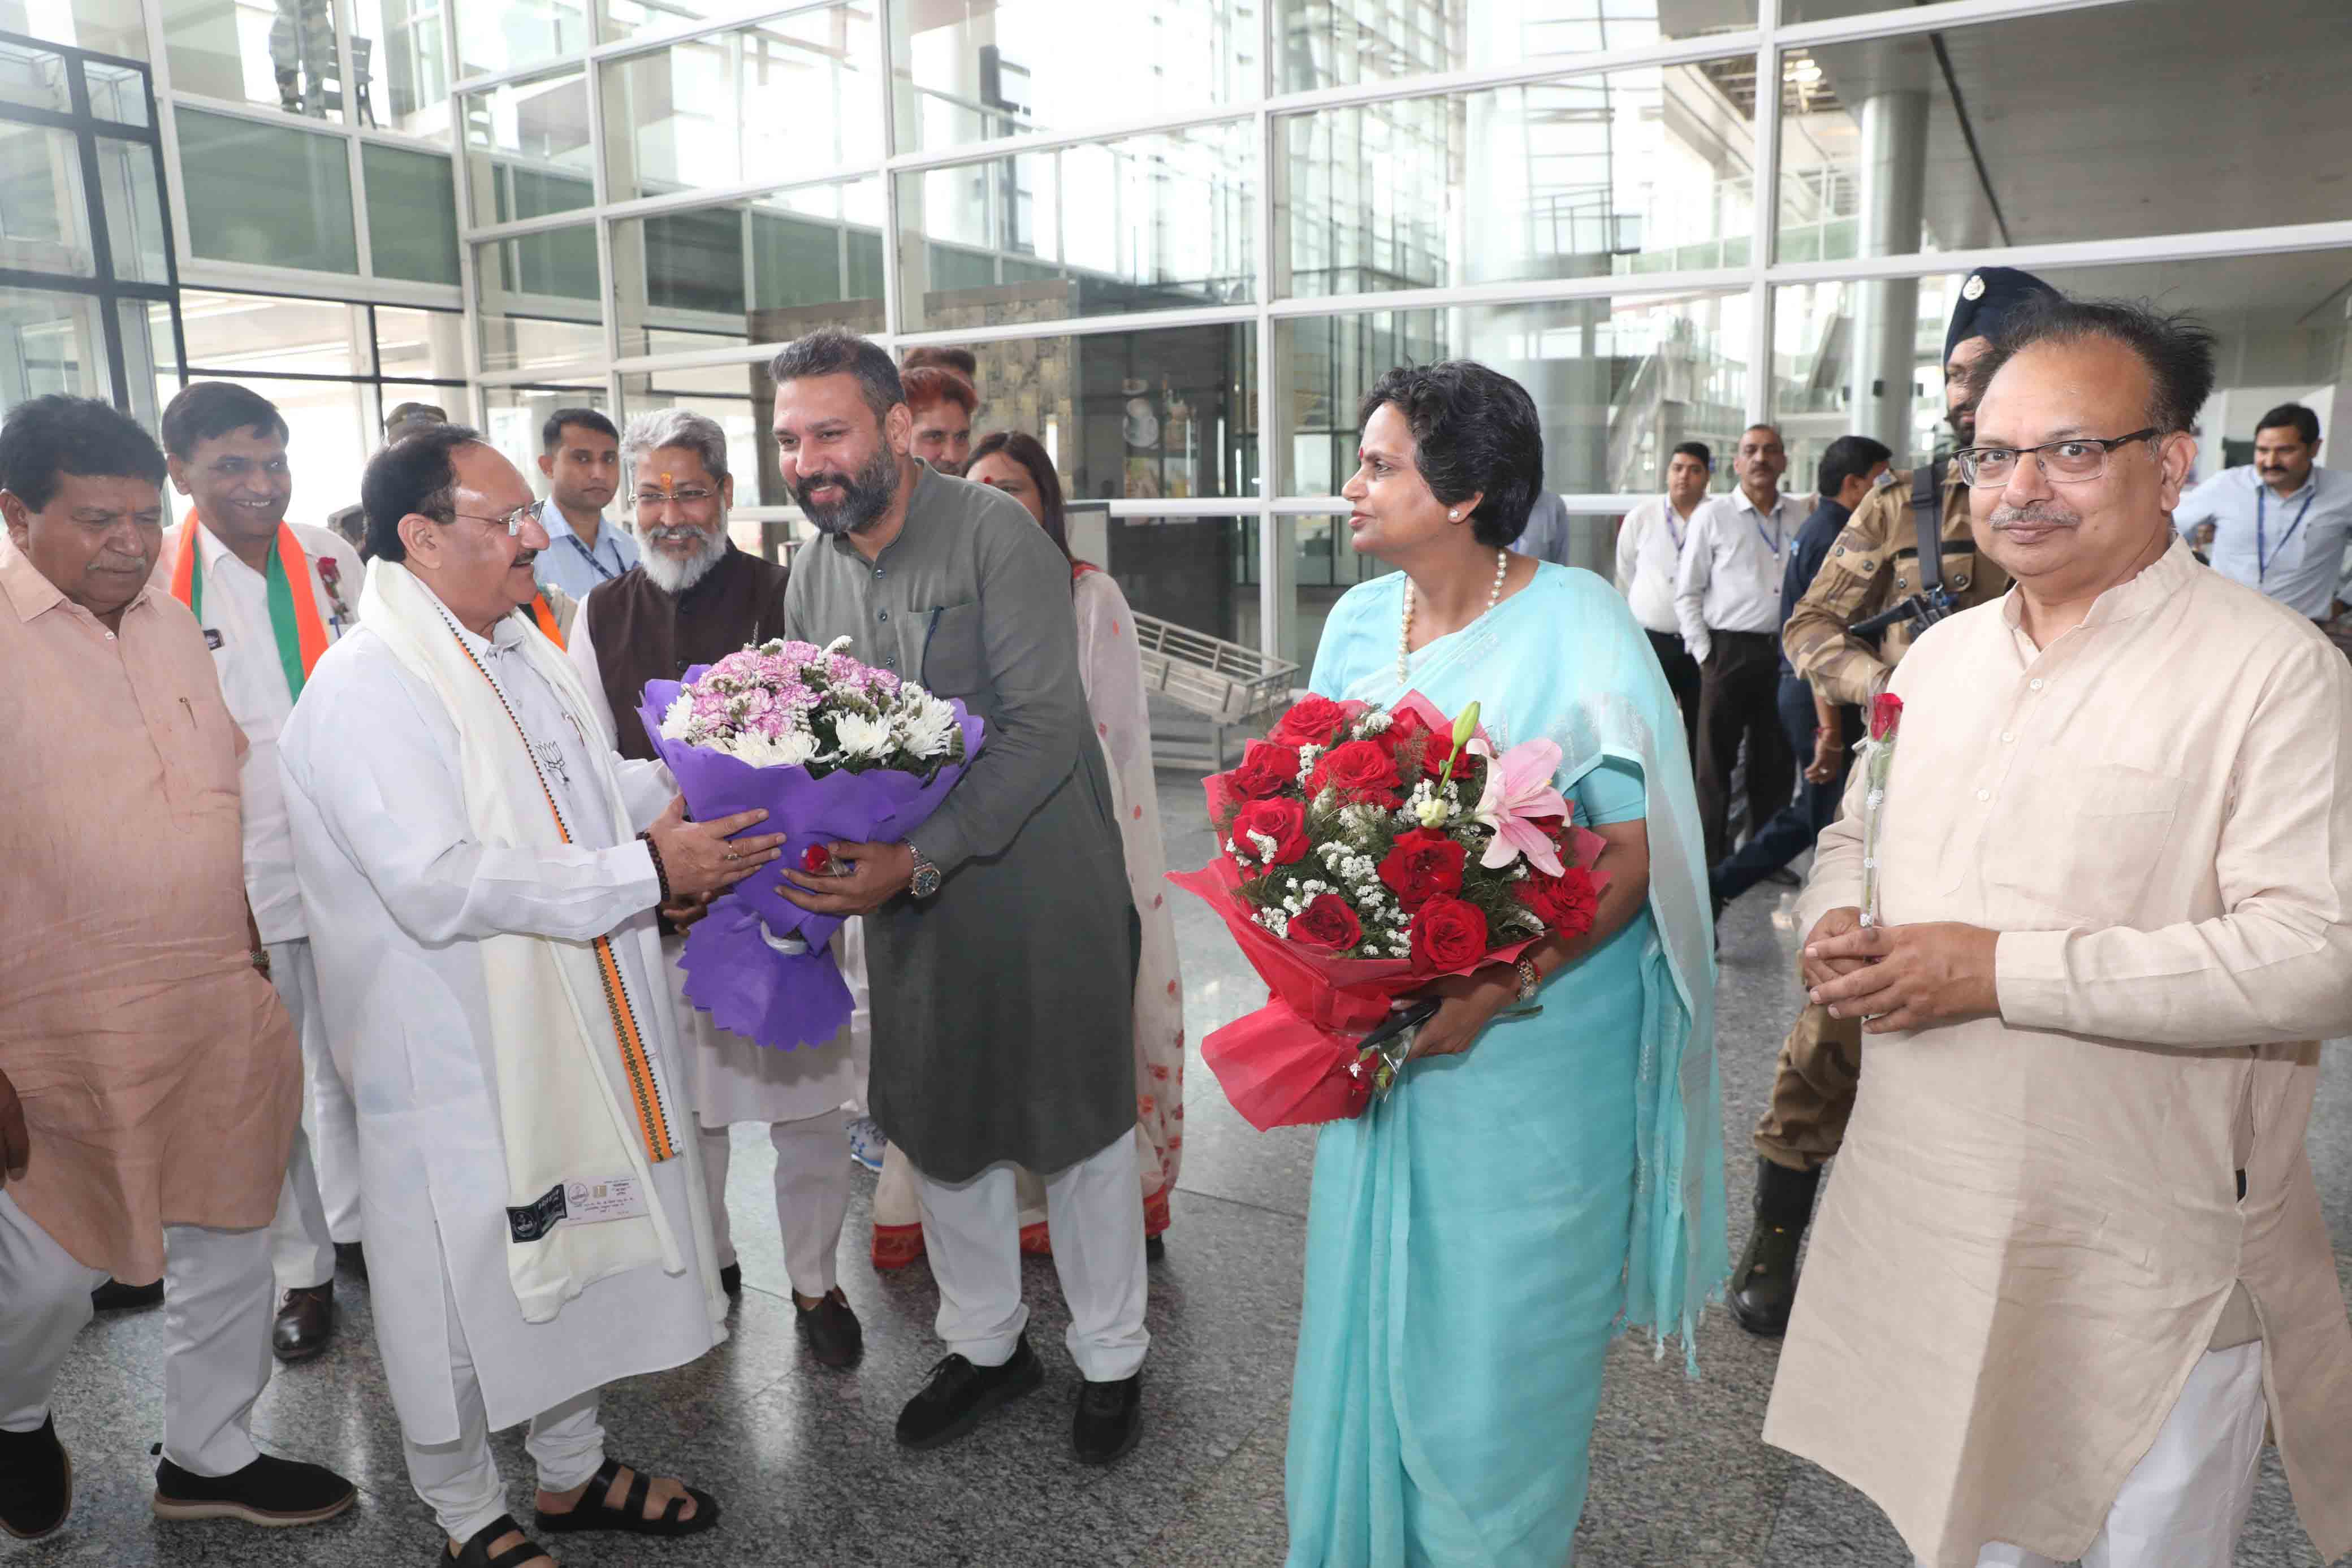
[
  {"x1": 23, "y1": 0, "x2": 2350, "y2": 670},
  {"x1": 0, "y1": 32, "x2": 182, "y2": 421}
]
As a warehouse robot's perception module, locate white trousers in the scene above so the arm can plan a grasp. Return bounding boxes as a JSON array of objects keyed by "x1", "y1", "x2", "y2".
[
  {"x1": 1921, "y1": 1342, "x2": 2268, "y2": 1568},
  {"x1": 0, "y1": 1190, "x2": 271, "y2": 1476},
  {"x1": 840, "y1": 917, "x2": 871, "y2": 1119},
  {"x1": 401, "y1": 1275, "x2": 606, "y2": 1545},
  {"x1": 910, "y1": 1132, "x2": 1149, "y2": 1383},
  {"x1": 263, "y1": 939, "x2": 362, "y2": 1294},
  {"x1": 696, "y1": 1107, "x2": 851, "y2": 1297}
]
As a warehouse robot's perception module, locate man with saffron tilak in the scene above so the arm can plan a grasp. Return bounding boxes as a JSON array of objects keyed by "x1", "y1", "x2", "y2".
[{"x1": 278, "y1": 423, "x2": 785, "y2": 1567}]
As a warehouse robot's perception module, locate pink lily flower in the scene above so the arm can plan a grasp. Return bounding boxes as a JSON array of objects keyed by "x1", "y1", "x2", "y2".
[{"x1": 1469, "y1": 738, "x2": 1568, "y2": 876}]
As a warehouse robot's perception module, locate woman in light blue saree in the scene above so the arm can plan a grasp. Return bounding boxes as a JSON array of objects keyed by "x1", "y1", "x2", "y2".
[{"x1": 1284, "y1": 363, "x2": 1728, "y2": 1568}]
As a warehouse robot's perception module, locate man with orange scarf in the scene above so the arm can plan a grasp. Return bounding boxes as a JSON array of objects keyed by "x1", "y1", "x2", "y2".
[{"x1": 157, "y1": 383, "x2": 367, "y2": 1361}]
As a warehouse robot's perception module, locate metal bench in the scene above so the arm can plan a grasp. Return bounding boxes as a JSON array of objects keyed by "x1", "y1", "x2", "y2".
[{"x1": 1130, "y1": 612, "x2": 1298, "y2": 771}]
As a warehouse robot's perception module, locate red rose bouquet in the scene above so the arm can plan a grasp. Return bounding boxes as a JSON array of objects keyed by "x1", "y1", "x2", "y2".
[{"x1": 1168, "y1": 690, "x2": 1611, "y2": 1129}]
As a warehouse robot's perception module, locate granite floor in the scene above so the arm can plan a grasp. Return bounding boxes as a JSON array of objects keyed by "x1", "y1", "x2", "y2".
[{"x1": 12, "y1": 769, "x2": 2350, "y2": 1567}]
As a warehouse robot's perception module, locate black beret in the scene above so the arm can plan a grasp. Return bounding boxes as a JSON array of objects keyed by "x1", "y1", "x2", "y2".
[{"x1": 1945, "y1": 266, "x2": 2059, "y2": 365}]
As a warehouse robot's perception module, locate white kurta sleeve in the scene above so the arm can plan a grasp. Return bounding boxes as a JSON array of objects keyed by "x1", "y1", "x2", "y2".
[
  {"x1": 567, "y1": 586, "x2": 620, "y2": 748},
  {"x1": 564, "y1": 587, "x2": 674, "y2": 833},
  {"x1": 282, "y1": 661, "x2": 662, "y2": 946},
  {"x1": 1996, "y1": 637, "x2": 2352, "y2": 1047}
]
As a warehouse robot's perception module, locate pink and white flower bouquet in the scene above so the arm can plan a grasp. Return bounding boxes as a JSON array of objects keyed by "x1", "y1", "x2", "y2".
[{"x1": 636, "y1": 637, "x2": 984, "y2": 1051}]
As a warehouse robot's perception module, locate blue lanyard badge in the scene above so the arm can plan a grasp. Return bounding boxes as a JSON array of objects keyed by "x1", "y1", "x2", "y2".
[
  {"x1": 1750, "y1": 506, "x2": 1783, "y2": 560},
  {"x1": 2256, "y1": 478, "x2": 2318, "y2": 583}
]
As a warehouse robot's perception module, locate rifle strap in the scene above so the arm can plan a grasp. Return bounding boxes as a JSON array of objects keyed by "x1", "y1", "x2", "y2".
[{"x1": 1912, "y1": 459, "x2": 1945, "y2": 596}]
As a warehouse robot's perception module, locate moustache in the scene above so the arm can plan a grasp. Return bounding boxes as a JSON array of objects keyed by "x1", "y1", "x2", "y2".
[
  {"x1": 1988, "y1": 503, "x2": 2081, "y2": 530},
  {"x1": 645, "y1": 524, "x2": 710, "y2": 544}
]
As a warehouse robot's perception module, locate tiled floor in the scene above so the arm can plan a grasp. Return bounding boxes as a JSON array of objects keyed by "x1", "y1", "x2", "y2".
[{"x1": 14, "y1": 770, "x2": 2350, "y2": 1567}]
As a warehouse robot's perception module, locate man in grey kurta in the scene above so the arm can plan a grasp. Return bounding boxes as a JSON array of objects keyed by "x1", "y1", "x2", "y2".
[{"x1": 769, "y1": 328, "x2": 1147, "y2": 1466}]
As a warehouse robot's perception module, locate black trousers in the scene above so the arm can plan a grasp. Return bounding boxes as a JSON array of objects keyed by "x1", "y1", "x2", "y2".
[
  {"x1": 1694, "y1": 630, "x2": 1795, "y2": 869},
  {"x1": 1713, "y1": 676, "x2": 1854, "y2": 902},
  {"x1": 1644, "y1": 628, "x2": 1702, "y2": 761}
]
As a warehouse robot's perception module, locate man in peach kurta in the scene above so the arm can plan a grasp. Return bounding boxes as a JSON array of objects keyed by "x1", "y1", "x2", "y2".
[
  {"x1": 1769, "y1": 301, "x2": 2352, "y2": 1568},
  {"x1": 0, "y1": 396, "x2": 353, "y2": 1541}
]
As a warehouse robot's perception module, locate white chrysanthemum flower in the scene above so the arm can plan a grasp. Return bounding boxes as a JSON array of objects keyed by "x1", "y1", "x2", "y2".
[
  {"x1": 900, "y1": 695, "x2": 958, "y2": 759},
  {"x1": 834, "y1": 712, "x2": 894, "y2": 759},
  {"x1": 720, "y1": 728, "x2": 820, "y2": 769},
  {"x1": 659, "y1": 693, "x2": 695, "y2": 740}
]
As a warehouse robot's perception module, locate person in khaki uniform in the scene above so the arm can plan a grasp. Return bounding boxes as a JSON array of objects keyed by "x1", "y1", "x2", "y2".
[{"x1": 1726, "y1": 266, "x2": 2052, "y2": 1336}]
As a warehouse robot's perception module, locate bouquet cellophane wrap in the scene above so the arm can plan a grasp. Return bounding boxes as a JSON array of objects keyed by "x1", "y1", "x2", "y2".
[{"x1": 637, "y1": 672, "x2": 985, "y2": 1050}]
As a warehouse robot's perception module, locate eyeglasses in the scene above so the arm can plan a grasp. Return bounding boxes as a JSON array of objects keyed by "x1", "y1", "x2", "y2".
[
  {"x1": 634, "y1": 488, "x2": 717, "y2": 510},
  {"x1": 448, "y1": 505, "x2": 537, "y2": 536},
  {"x1": 1953, "y1": 428, "x2": 2161, "y2": 487}
]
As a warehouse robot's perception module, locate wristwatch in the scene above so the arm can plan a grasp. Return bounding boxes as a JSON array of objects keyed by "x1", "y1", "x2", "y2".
[
  {"x1": 1514, "y1": 956, "x2": 1540, "y2": 1002},
  {"x1": 907, "y1": 842, "x2": 942, "y2": 899}
]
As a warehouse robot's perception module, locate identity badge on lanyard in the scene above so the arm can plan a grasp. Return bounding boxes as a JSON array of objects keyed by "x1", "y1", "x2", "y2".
[
  {"x1": 2256, "y1": 478, "x2": 2317, "y2": 583},
  {"x1": 1750, "y1": 504, "x2": 1783, "y2": 561}
]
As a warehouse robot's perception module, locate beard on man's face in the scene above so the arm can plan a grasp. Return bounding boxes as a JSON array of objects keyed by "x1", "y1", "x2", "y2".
[{"x1": 795, "y1": 444, "x2": 900, "y2": 536}]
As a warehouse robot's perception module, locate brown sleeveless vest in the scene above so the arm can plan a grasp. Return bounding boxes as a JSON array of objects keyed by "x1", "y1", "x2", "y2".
[{"x1": 585, "y1": 545, "x2": 792, "y2": 760}]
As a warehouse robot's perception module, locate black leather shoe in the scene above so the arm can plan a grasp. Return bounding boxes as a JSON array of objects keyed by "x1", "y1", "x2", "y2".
[
  {"x1": 796, "y1": 1287, "x2": 863, "y2": 1369},
  {"x1": 894, "y1": 1333, "x2": 1043, "y2": 1450},
  {"x1": 1728, "y1": 1158, "x2": 1822, "y2": 1339},
  {"x1": 1071, "y1": 1372, "x2": 1143, "y2": 1466},
  {"x1": 1145, "y1": 1235, "x2": 1166, "y2": 1263},
  {"x1": 271, "y1": 1283, "x2": 335, "y2": 1363},
  {"x1": 717, "y1": 1263, "x2": 742, "y2": 1297},
  {"x1": 91, "y1": 1277, "x2": 163, "y2": 1312},
  {"x1": 0, "y1": 1417, "x2": 70, "y2": 1540},
  {"x1": 152, "y1": 1452, "x2": 356, "y2": 1526},
  {"x1": 334, "y1": 1241, "x2": 367, "y2": 1280}
]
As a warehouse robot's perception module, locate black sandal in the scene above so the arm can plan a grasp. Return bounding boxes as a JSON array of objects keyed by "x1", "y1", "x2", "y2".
[
  {"x1": 448, "y1": 1514, "x2": 554, "y2": 1567},
  {"x1": 533, "y1": 1457, "x2": 718, "y2": 1539}
]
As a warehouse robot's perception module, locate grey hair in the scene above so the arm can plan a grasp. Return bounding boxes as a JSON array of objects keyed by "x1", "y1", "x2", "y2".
[{"x1": 621, "y1": 408, "x2": 730, "y2": 483}]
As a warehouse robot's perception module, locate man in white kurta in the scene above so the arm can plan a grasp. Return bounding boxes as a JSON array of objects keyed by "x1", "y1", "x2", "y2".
[
  {"x1": 1772, "y1": 300, "x2": 2352, "y2": 1568},
  {"x1": 280, "y1": 425, "x2": 784, "y2": 1562},
  {"x1": 155, "y1": 382, "x2": 368, "y2": 1361}
]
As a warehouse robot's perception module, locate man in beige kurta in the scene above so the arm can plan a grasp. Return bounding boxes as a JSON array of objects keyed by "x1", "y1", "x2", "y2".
[
  {"x1": 0, "y1": 396, "x2": 354, "y2": 1539},
  {"x1": 1769, "y1": 301, "x2": 2352, "y2": 1568}
]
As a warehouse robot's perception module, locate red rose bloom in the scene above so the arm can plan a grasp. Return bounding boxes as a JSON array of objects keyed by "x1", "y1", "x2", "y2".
[
  {"x1": 1377, "y1": 828, "x2": 1467, "y2": 909},
  {"x1": 1229, "y1": 797, "x2": 1310, "y2": 868},
  {"x1": 1308, "y1": 739, "x2": 1402, "y2": 804},
  {"x1": 1227, "y1": 739, "x2": 1304, "y2": 801},
  {"x1": 801, "y1": 844, "x2": 832, "y2": 874},
  {"x1": 1372, "y1": 704, "x2": 1454, "y2": 780},
  {"x1": 1288, "y1": 892, "x2": 1363, "y2": 954},
  {"x1": 1408, "y1": 894, "x2": 1489, "y2": 972},
  {"x1": 1515, "y1": 865, "x2": 1599, "y2": 939},
  {"x1": 1270, "y1": 695, "x2": 1360, "y2": 749}
]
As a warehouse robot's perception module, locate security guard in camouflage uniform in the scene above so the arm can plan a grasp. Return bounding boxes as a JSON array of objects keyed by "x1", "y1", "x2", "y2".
[{"x1": 1726, "y1": 265, "x2": 2056, "y2": 1337}]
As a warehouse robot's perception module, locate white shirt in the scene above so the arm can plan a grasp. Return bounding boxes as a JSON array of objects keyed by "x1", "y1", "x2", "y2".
[
  {"x1": 279, "y1": 610, "x2": 719, "y2": 1441},
  {"x1": 1674, "y1": 488, "x2": 1812, "y2": 661},
  {"x1": 154, "y1": 518, "x2": 363, "y2": 945},
  {"x1": 1614, "y1": 493, "x2": 1702, "y2": 634},
  {"x1": 2173, "y1": 464, "x2": 2352, "y2": 620}
]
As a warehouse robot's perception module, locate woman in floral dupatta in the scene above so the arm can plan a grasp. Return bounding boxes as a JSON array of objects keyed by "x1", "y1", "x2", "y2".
[{"x1": 1284, "y1": 363, "x2": 1727, "y2": 1568}]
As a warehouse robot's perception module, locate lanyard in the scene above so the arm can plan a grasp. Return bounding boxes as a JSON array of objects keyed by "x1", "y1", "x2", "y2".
[
  {"x1": 2256, "y1": 477, "x2": 2318, "y2": 583},
  {"x1": 1663, "y1": 505, "x2": 1685, "y2": 555},
  {"x1": 1749, "y1": 501, "x2": 1784, "y2": 561},
  {"x1": 543, "y1": 502, "x2": 617, "y2": 582}
]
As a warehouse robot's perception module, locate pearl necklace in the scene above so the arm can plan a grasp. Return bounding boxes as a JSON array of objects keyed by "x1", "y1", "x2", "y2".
[{"x1": 1399, "y1": 548, "x2": 1511, "y2": 684}]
